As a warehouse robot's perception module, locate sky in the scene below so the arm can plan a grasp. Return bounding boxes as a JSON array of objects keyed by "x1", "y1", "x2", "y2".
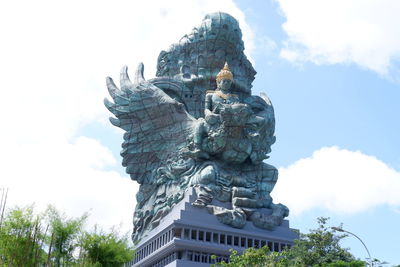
[{"x1": 1, "y1": 0, "x2": 399, "y2": 264}]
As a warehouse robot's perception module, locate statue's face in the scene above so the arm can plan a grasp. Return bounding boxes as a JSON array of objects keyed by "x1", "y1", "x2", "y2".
[{"x1": 217, "y1": 78, "x2": 232, "y2": 91}]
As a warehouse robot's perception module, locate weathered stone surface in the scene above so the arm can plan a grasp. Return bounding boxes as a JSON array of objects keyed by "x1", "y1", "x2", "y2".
[{"x1": 105, "y1": 12, "x2": 288, "y2": 243}]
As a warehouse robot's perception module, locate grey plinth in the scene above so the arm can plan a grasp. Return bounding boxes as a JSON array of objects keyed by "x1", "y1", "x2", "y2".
[{"x1": 127, "y1": 188, "x2": 298, "y2": 267}]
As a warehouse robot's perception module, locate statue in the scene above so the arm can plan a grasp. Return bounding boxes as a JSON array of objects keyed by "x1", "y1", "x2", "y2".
[
  {"x1": 105, "y1": 12, "x2": 289, "y2": 242},
  {"x1": 191, "y1": 62, "x2": 240, "y2": 159}
]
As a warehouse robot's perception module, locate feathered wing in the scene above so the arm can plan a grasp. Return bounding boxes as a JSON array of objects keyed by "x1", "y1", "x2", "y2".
[{"x1": 104, "y1": 63, "x2": 196, "y2": 184}]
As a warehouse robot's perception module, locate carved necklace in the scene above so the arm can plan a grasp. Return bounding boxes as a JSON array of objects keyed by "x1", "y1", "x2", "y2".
[{"x1": 215, "y1": 91, "x2": 238, "y2": 100}]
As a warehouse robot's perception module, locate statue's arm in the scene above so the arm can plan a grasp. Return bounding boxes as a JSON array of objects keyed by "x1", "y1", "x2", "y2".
[{"x1": 205, "y1": 93, "x2": 213, "y2": 116}]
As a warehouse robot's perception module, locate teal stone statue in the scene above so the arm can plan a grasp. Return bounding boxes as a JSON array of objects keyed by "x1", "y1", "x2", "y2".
[{"x1": 105, "y1": 12, "x2": 289, "y2": 242}]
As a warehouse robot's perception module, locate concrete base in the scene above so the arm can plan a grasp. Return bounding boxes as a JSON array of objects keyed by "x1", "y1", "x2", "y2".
[{"x1": 127, "y1": 188, "x2": 298, "y2": 267}]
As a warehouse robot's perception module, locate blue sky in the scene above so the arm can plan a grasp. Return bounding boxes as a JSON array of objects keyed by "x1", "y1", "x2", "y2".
[
  {"x1": 236, "y1": 0, "x2": 400, "y2": 263},
  {"x1": 1, "y1": 0, "x2": 399, "y2": 264}
]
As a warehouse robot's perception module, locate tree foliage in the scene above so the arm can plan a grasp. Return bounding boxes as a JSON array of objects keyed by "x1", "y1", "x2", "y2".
[
  {"x1": 0, "y1": 205, "x2": 47, "y2": 266},
  {"x1": 213, "y1": 217, "x2": 369, "y2": 267},
  {"x1": 45, "y1": 206, "x2": 88, "y2": 266},
  {"x1": 0, "y1": 205, "x2": 134, "y2": 267},
  {"x1": 80, "y1": 226, "x2": 134, "y2": 267},
  {"x1": 286, "y1": 217, "x2": 355, "y2": 266},
  {"x1": 213, "y1": 246, "x2": 290, "y2": 267}
]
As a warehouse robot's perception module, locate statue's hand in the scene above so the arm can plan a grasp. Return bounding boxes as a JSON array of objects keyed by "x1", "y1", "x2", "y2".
[{"x1": 205, "y1": 113, "x2": 220, "y2": 125}]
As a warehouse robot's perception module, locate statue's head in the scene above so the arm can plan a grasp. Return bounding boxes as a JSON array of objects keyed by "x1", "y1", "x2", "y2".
[
  {"x1": 216, "y1": 62, "x2": 233, "y2": 91},
  {"x1": 156, "y1": 12, "x2": 256, "y2": 94}
]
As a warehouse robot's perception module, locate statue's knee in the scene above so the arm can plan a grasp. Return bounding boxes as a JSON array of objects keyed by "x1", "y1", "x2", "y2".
[
  {"x1": 191, "y1": 165, "x2": 216, "y2": 185},
  {"x1": 199, "y1": 165, "x2": 216, "y2": 184}
]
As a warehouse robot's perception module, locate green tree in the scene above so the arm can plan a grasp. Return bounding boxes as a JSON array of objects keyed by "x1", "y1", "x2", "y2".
[
  {"x1": 285, "y1": 217, "x2": 355, "y2": 266},
  {"x1": 45, "y1": 206, "x2": 88, "y2": 267},
  {"x1": 79, "y1": 226, "x2": 134, "y2": 267},
  {"x1": 325, "y1": 260, "x2": 366, "y2": 267},
  {"x1": 0, "y1": 203, "x2": 135, "y2": 267},
  {"x1": 213, "y1": 246, "x2": 294, "y2": 267},
  {"x1": 0, "y1": 205, "x2": 47, "y2": 266},
  {"x1": 213, "y1": 217, "x2": 365, "y2": 267}
]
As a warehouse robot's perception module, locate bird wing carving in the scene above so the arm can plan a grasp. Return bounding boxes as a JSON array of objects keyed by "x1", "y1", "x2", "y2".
[{"x1": 104, "y1": 63, "x2": 196, "y2": 184}]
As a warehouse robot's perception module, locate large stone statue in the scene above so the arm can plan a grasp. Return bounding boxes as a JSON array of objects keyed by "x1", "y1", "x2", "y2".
[{"x1": 105, "y1": 12, "x2": 289, "y2": 242}]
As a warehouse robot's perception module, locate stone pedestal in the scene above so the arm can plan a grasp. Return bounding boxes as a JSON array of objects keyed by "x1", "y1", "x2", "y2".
[{"x1": 128, "y1": 188, "x2": 298, "y2": 267}]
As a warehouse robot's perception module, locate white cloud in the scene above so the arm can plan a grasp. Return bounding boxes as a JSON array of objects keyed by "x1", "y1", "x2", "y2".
[
  {"x1": 276, "y1": 0, "x2": 400, "y2": 76},
  {"x1": 0, "y1": 0, "x2": 251, "y2": 234},
  {"x1": 1, "y1": 136, "x2": 136, "y2": 233},
  {"x1": 0, "y1": 0, "x2": 253, "y2": 140},
  {"x1": 272, "y1": 147, "x2": 400, "y2": 215}
]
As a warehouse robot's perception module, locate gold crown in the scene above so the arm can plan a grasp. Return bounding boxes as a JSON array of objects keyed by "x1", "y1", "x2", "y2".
[{"x1": 216, "y1": 62, "x2": 233, "y2": 82}]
